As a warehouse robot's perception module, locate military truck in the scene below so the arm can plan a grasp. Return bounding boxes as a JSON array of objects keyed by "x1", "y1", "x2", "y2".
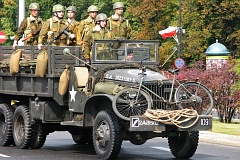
[{"x1": 0, "y1": 40, "x2": 212, "y2": 159}]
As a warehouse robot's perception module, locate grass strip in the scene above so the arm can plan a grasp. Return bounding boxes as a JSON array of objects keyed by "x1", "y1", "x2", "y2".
[{"x1": 212, "y1": 118, "x2": 240, "y2": 136}]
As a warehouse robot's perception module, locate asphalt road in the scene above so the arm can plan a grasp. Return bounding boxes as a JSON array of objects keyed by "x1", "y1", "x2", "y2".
[{"x1": 0, "y1": 131, "x2": 239, "y2": 160}]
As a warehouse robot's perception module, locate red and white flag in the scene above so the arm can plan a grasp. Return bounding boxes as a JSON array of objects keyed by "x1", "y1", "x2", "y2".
[{"x1": 159, "y1": 27, "x2": 177, "y2": 38}]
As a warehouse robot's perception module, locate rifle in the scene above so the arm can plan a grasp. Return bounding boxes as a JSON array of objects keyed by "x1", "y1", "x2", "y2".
[
  {"x1": 48, "y1": 25, "x2": 68, "y2": 45},
  {"x1": 22, "y1": 29, "x2": 41, "y2": 42},
  {"x1": 79, "y1": 27, "x2": 87, "y2": 46}
]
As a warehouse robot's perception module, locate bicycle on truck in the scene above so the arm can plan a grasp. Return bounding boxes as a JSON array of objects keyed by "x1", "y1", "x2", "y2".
[{"x1": 112, "y1": 27, "x2": 214, "y2": 121}]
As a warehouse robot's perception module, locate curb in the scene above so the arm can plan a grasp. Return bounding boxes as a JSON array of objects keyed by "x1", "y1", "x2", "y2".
[{"x1": 199, "y1": 131, "x2": 240, "y2": 147}]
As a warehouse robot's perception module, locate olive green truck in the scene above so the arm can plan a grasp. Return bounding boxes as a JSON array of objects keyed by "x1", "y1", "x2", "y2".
[{"x1": 0, "y1": 40, "x2": 212, "y2": 159}]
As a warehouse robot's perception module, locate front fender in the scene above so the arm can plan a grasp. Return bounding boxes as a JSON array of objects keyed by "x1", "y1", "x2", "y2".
[{"x1": 83, "y1": 94, "x2": 115, "y2": 126}]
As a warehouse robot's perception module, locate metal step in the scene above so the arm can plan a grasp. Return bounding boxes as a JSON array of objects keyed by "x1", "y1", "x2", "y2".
[{"x1": 61, "y1": 120, "x2": 83, "y2": 126}]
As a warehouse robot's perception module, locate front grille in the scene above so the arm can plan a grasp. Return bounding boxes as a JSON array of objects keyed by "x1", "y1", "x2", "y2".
[{"x1": 143, "y1": 81, "x2": 172, "y2": 110}]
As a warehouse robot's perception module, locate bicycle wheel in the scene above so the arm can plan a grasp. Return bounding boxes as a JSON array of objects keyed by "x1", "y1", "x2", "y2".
[
  {"x1": 112, "y1": 88, "x2": 152, "y2": 121},
  {"x1": 174, "y1": 82, "x2": 213, "y2": 115}
]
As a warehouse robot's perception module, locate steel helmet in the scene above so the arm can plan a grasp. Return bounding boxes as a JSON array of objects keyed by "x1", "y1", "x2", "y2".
[
  {"x1": 87, "y1": 5, "x2": 99, "y2": 12},
  {"x1": 29, "y1": 3, "x2": 40, "y2": 10},
  {"x1": 95, "y1": 13, "x2": 108, "y2": 22},
  {"x1": 66, "y1": 6, "x2": 76, "y2": 12},
  {"x1": 52, "y1": 4, "x2": 64, "y2": 12},
  {"x1": 113, "y1": 2, "x2": 124, "y2": 10}
]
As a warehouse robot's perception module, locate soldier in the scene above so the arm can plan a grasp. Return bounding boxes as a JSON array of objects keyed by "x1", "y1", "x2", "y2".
[
  {"x1": 83, "y1": 13, "x2": 115, "y2": 62},
  {"x1": 12, "y1": 2, "x2": 43, "y2": 49},
  {"x1": 107, "y1": 2, "x2": 131, "y2": 40},
  {"x1": 77, "y1": 5, "x2": 98, "y2": 46},
  {"x1": 126, "y1": 49, "x2": 133, "y2": 61},
  {"x1": 66, "y1": 6, "x2": 79, "y2": 46},
  {"x1": 38, "y1": 4, "x2": 69, "y2": 50}
]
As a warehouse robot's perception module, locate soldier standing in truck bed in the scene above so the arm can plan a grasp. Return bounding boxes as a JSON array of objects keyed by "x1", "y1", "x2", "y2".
[
  {"x1": 38, "y1": 4, "x2": 68, "y2": 50},
  {"x1": 65, "y1": 6, "x2": 79, "y2": 46},
  {"x1": 107, "y1": 2, "x2": 131, "y2": 40},
  {"x1": 83, "y1": 13, "x2": 116, "y2": 62},
  {"x1": 12, "y1": 3, "x2": 43, "y2": 49},
  {"x1": 77, "y1": 5, "x2": 98, "y2": 46}
]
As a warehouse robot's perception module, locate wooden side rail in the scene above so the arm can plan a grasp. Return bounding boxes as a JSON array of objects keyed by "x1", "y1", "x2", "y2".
[{"x1": 0, "y1": 45, "x2": 84, "y2": 75}]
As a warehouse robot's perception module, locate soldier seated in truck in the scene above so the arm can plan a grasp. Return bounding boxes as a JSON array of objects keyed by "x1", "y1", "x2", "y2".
[{"x1": 126, "y1": 49, "x2": 133, "y2": 61}]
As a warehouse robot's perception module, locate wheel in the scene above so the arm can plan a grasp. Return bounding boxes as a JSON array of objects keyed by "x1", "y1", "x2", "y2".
[
  {"x1": 129, "y1": 132, "x2": 147, "y2": 145},
  {"x1": 168, "y1": 131, "x2": 199, "y2": 159},
  {"x1": 71, "y1": 131, "x2": 93, "y2": 145},
  {"x1": 129, "y1": 138, "x2": 146, "y2": 145},
  {"x1": 0, "y1": 103, "x2": 14, "y2": 146},
  {"x1": 112, "y1": 88, "x2": 152, "y2": 121},
  {"x1": 31, "y1": 124, "x2": 46, "y2": 149},
  {"x1": 93, "y1": 110, "x2": 123, "y2": 159},
  {"x1": 175, "y1": 82, "x2": 214, "y2": 115},
  {"x1": 13, "y1": 105, "x2": 32, "y2": 149}
]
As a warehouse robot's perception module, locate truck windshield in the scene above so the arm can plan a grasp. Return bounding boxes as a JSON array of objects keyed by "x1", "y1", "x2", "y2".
[{"x1": 92, "y1": 40, "x2": 159, "y2": 64}]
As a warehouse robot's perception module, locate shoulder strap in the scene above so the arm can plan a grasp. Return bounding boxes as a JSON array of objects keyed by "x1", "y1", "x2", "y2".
[
  {"x1": 26, "y1": 17, "x2": 31, "y2": 29},
  {"x1": 107, "y1": 30, "x2": 111, "y2": 39},
  {"x1": 108, "y1": 18, "x2": 112, "y2": 31},
  {"x1": 126, "y1": 20, "x2": 129, "y2": 28},
  {"x1": 49, "y1": 18, "x2": 53, "y2": 30}
]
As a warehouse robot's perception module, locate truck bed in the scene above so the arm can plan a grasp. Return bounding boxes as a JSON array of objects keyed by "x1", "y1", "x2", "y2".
[{"x1": 0, "y1": 45, "x2": 82, "y2": 104}]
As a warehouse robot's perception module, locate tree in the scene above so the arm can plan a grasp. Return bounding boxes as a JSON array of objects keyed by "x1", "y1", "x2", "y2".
[
  {"x1": 0, "y1": 0, "x2": 17, "y2": 45},
  {"x1": 177, "y1": 60, "x2": 240, "y2": 123},
  {"x1": 181, "y1": 0, "x2": 240, "y2": 62}
]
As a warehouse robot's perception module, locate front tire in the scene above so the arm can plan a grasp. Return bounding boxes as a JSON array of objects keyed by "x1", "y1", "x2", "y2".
[
  {"x1": 168, "y1": 131, "x2": 199, "y2": 159},
  {"x1": 13, "y1": 105, "x2": 32, "y2": 149},
  {"x1": 93, "y1": 110, "x2": 122, "y2": 159},
  {"x1": 0, "y1": 104, "x2": 14, "y2": 146}
]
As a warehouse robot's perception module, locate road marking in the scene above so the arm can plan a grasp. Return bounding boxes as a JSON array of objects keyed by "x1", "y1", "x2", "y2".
[
  {"x1": 0, "y1": 153, "x2": 11, "y2": 158},
  {"x1": 151, "y1": 146, "x2": 170, "y2": 152}
]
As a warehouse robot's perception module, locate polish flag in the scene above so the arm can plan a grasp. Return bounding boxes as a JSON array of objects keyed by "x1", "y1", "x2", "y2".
[{"x1": 159, "y1": 27, "x2": 177, "y2": 38}]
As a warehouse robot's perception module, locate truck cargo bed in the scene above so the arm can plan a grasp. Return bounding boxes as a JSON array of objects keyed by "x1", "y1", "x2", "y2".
[{"x1": 0, "y1": 45, "x2": 82, "y2": 103}]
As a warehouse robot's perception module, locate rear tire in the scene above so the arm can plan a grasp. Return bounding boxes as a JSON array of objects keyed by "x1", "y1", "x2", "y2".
[
  {"x1": 129, "y1": 132, "x2": 147, "y2": 145},
  {"x1": 72, "y1": 131, "x2": 93, "y2": 145},
  {"x1": 0, "y1": 104, "x2": 14, "y2": 146},
  {"x1": 175, "y1": 82, "x2": 213, "y2": 115},
  {"x1": 13, "y1": 105, "x2": 32, "y2": 149},
  {"x1": 31, "y1": 124, "x2": 46, "y2": 149},
  {"x1": 93, "y1": 110, "x2": 122, "y2": 159},
  {"x1": 168, "y1": 131, "x2": 199, "y2": 159}
]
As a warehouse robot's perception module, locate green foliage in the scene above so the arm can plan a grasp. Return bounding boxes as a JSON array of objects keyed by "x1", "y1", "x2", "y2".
[
  {"x1": 0, "y1": 0, "x2": 239, "y2": 62},
  {"x1": 0, "y1": 0, "x2": 17, "y2": 45},
  {"x1": 232, "y1": 59, "x2": 240, "y2": 94},
  {"x1": 181, "y1": 0, "x2": 240, "y2": 62}
]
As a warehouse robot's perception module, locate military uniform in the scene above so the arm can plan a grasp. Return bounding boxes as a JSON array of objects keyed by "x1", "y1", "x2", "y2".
[
  {"x1": 84, "y1": 26, "x2": 115, "y2": 60},
  {"x1": 38, "y1": 17, "x2": 68, "y2": 46},
  {"x1": 66, "y1": 19, "x2": 79, "y2": 46},
  {"x1": 107, "y1": 16, "x2": 131, "y2": 39},
  {"x1": 65, "y1": 6, "x2": 79, "y2": 46},
  {"x1": 107, "y1": 2, "x2": 131, "y2": 39},
  {"x1": 77, "y1": 17, "x2": 96, "y2": 45},
  {"x1": 14, "y1": 15, "x2": 43, "y2": 45}
]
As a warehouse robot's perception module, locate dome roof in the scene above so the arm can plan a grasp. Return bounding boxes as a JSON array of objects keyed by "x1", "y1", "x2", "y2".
[{"x1": 205, "y1": 40, "x2": 230, "y2": 56}]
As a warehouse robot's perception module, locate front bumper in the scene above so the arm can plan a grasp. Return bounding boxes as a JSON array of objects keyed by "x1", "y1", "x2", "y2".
[{"x1": 130, "y1": 115, "x2": 212, "y2": 132}]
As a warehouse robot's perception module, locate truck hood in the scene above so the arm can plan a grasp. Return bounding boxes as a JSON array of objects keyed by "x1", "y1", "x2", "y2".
[{"x1": 104, "y1": 69, "x2": 169, "y2": 83}]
